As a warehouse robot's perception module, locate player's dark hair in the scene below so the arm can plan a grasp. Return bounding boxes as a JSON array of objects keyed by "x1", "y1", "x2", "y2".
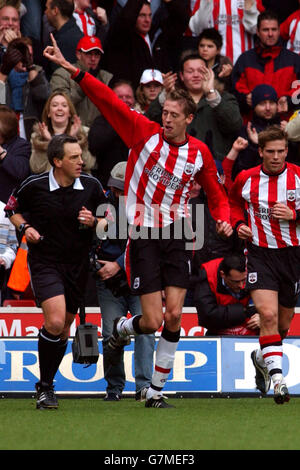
[
  {"x1": 258, "y1": 125, "x2": 288, "y2": 149},
  {"x1": 47, "y1": 134, "x2": 78, "y2": 166},
  {"x1": 198, "y1": 28, "x2": 223, "y2": 50},
  {"x1": 219, "y1": 254, "x2": 246, "y2": 275}
]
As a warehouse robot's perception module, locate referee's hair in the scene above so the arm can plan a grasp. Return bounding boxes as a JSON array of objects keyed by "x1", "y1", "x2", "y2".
[
  {"x1": 219, "y1": 254, "x2": 246, "y2": 275},
  {"x1": 47, "y1": 134, "x2": 78, "y2": 167}
]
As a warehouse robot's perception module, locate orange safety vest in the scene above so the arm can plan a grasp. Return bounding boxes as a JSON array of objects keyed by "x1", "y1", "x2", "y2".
[{"x1": 7, "y1": 235, "x2": 30, "y2": 292}]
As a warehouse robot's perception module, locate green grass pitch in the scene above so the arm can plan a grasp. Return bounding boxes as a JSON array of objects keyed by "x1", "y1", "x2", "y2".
[{"x1": 1, "y1": 396, "x2": 300, "y2": 450}]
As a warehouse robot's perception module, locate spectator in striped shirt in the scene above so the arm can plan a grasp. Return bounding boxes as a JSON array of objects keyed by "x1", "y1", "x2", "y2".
[
  {"x1": 188, "y1": 0, "x2": 265, "y2": 65},
  {"x1": 229, "y1": 125, "x2": 300, "y2": 404}
]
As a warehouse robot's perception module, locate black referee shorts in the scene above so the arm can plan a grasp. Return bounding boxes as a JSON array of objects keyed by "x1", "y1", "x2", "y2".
[
  {"x1": 27, "y1": 255, "x2": 89, "y2": 314},
  {"x1": 246, "y1": 244, "x2": 300, "y2": 308},
  {"x1": 125, "y1": 225, "x2": 192, "y2": 295}
]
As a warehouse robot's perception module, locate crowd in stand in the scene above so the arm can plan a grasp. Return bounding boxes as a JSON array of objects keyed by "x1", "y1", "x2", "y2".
[{"x1": 1, "y1": 0, "x2": 300, "y2": 320}]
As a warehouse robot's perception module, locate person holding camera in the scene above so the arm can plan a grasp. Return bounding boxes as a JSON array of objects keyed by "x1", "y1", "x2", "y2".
[{"x1": 94, "y1": 162, "x2": 155, "y2": 402}]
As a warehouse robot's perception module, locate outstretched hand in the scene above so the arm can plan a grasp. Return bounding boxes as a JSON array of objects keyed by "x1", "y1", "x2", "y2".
[{"x1": 43, "y1": 33, "x2": 77, "y2": 74}]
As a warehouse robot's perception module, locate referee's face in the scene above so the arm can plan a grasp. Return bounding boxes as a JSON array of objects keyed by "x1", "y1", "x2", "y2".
[{"x1": 55, "y1": 142, "x2": 83, "y2": 182}]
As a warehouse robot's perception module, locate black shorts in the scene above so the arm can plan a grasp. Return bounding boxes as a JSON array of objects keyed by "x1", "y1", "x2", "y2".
[
  {"x1": 28, "y1": 255, "x2": 89, "y2": 314},
  {"x1": 246, "y1": 244, "x2": 300, "y2": 308},
  {"x1": 125, "y1": 225, "x2": 192, "y2": 295}
]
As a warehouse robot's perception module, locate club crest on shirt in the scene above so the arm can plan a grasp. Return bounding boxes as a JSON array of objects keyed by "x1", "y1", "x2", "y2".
[
  {"x1": 236, "y1": 0, "x2": 244, "y2": 9},
  {"x1": 184, "y1": 162, "x2": 194, "y2": 175},
  {"x1": 287, "y1": 190, "x2": 296, "y2": 202},
  {"x1": 248, "y1": 272, "x2": 257, "y2": 284}
]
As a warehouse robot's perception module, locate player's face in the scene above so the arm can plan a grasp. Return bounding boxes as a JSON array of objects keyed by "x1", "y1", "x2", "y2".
[
  {"x1": 55, "y1": 142, "x2": 83, "y2": 180},
  {"x1": 259, "y1": 139, "x2": 288, "y2": 174},
  {"x1": 162, "y1": 99, "x2": 193, "y2": 143},
  {"x1": 257, "y1": 19, "x2": 280, "y2": 47},
  {"x1": 222, "y1": 269, "x2": 247, "y2": 294}
]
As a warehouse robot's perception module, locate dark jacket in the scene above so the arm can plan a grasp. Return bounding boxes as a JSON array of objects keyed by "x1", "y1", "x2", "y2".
[
  {"x1": 0, "y1": 135, "x2": 31, "y2": 203},
  {"x1": 46, "y1": 18, "x2": 83, "y2": 78},
  {"x1": 88, "y1": 114, "x2": 129, "y2": 189},
  {"x1": 102, "y1": 0, "x2": 190, "y2": 90},
  {"x1": 194, "y1": 258, "x2": 254, "y2": 336},
  {"x1": 262, "y1": 0, "x2": 299, "y2": 23},
  {"x1": 232, "y1": 41, "x2": 300, "y2": 115}
]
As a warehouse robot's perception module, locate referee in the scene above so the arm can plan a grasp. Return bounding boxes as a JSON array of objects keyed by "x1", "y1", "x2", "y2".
[{"x1": 6, "y1": 134, "x2": 107, "y2": 409}]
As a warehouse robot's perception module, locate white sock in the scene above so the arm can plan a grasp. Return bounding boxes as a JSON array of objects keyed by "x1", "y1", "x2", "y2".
[
  {"x1": 117, "y1": 316, "x2": 136, "y2": 337},
  {"x1": 149, "y1": 330, "x2": 179, "y2": 395}
]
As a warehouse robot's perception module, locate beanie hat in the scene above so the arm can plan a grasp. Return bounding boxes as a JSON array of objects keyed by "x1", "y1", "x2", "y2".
[{"x1": 252, "y1": 84, "x2": 278, "y2": 109}]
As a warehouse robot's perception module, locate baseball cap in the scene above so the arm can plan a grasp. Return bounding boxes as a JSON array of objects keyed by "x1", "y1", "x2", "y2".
[
  {"x1": 107, "y1": 161, "x2": 127, "y2": 191},
  {"x1": 252, "y1": 84, "x2": 278, "y2": 109},
  {"x1": 140, "y1": 69, "x2": 163, "y2": 85},
  {"x1": 76, "y1": 35, "x2": 104, "y2": 54}
]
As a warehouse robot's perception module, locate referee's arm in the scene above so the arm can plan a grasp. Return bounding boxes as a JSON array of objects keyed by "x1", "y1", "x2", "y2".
[{"x1": 10, "y1": 213, "x2": 41, "y2": 244}]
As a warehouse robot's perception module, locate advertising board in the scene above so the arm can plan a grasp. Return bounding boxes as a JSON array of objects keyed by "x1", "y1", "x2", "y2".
[{"x1": 0, "y1": 337, "x2": 220, "y2": 395}]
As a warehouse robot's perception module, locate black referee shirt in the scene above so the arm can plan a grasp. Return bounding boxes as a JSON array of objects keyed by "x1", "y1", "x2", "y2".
[{"x1": 14, "y1": 169, "x2": 107, "y2": 264}]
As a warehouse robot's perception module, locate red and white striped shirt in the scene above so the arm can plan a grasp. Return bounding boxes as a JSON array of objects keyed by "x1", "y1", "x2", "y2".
[
  {"x1": 280, "y1": 10, "x2": 300, "y2": 55},
  {"x1": 189, "y1": 0, "x2": 264, "y2": 64},
  {"x1": 73, "y1": 9, "x2": 96, "y2": 36},
  {"x1": 75, "y1": 71, "x2": 231, "y2": 228},
  {"x1": 230, "y1": 163, "x2": 300, "y2": 248}
]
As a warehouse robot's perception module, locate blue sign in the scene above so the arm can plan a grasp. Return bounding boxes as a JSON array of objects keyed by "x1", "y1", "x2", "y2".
[
  {"x1": 0, "y1": 338, "x2": 220, "y2": 394},
  {"x1": 2, "y1": 337, "x2": 300, "y2": 395},
  {"x1": 221, "y1": 337, "x2": 300, "y2": 395}
]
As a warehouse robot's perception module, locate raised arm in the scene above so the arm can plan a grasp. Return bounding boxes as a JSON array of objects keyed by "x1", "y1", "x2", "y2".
[{"x1": 44, "y1": 34, "x2": 160, "y2": 149}]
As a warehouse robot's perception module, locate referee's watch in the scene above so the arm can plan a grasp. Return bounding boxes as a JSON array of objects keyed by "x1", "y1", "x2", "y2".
[{"x1": 18, "y1": 223, "x2": 26, "y2": 233}]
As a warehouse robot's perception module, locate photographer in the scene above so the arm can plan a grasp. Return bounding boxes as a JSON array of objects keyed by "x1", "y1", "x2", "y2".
[{"x1": 95, "y1": 162, "x2": 155, "y2": 402}]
